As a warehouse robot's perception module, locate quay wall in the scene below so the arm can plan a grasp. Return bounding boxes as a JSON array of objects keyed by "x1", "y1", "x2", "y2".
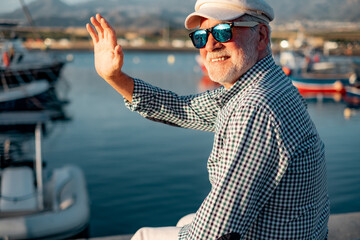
[{"x1": 87, "y1": 212, "x2": 360, "y2": 240}]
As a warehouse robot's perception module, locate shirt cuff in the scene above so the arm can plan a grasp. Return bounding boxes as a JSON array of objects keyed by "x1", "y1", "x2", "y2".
[
  {"x1": 178, "y1": 224, "x2": 190, "y2": 239},
  {"x1": 124, "y1": 78, "x2": 156, "y2": 113}
]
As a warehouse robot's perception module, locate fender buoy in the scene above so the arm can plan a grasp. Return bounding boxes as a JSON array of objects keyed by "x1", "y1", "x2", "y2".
[
  {"x1": 282, "y1": 66, "x2": 291, "y2": 76},
  {"x1": 2, "y1": 51, "x2": 10, "y2": 67}
]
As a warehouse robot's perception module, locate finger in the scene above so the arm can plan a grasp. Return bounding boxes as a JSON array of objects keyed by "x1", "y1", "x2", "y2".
[
  {"x1": 100, "y1": 18, "x2": 116, "y2": 42},
  {"x1": 86, "y1": 23, "x2": 99, "y2": 43},
  {"x1": 96, "y1": 13, "x2": 102, "y2": 21},
  {"x1": 99, "y1": 17, "x2": 113, "y2": 32},
  {"x1": 90, "y1": 16, "x2": 104, "y2": 39}
]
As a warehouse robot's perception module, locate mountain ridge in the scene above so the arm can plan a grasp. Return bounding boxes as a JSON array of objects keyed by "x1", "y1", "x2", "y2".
[{"x1": 1, "y1": 0, "x2": 359, "y2": 28}]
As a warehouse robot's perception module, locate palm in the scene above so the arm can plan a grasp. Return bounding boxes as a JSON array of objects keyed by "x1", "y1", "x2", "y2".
[
  {"x1": 94, "y1": 40, "x2": 119, "y2": 79},
  {"x1": 86, "y1": 14, "x2": 123, "y2": 80}
]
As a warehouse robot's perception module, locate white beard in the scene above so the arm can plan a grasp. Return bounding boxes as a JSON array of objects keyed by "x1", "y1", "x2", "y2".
[{"x1": 205, "y1": 33, "x2": 258, "y2": 87}]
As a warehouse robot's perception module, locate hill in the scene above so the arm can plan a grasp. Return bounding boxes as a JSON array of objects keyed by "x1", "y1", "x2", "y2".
[{"x1": 0, "y1": 0, "x2": 359, "y2": 28}]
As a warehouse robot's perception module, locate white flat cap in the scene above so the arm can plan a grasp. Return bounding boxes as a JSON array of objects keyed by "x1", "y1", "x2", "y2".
[{"x1": 185, "y1": 0, "x2": 274, "y2": 29}]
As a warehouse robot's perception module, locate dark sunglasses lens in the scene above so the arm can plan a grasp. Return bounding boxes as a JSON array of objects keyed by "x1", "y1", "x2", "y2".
[
  {"x1": 191, "y1": 30, "x2": 208, "y2": 48},
  {"x1": 213, "y1": 24, "x2": 232, "y2": 43}
]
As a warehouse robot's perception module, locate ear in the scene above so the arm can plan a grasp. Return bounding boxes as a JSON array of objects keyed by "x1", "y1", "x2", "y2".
[{"x1": 257, "y1": 24, "x2": 270, "y2": 51}]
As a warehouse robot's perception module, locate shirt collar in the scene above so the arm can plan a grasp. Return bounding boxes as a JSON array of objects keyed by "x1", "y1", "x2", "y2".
[{"x1": 214, "y1": 54, "x2": 275, "y2": 108}]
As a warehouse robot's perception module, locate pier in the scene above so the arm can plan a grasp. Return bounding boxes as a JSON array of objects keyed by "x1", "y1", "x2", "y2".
[{"x1": 86, "y1": 212, "x2": 360, "y2": 240}]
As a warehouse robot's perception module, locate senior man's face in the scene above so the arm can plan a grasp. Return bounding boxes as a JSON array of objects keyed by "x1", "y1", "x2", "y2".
[{"x1": 199, "y1": 18, "x2": 260, "y2": 89}]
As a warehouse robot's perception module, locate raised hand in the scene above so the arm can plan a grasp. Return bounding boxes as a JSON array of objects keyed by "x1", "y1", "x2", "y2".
[
  {"x1": 86, "y1": 14, "x2": 134, "y2": 102},
  {"x1": 86, "y1": 14, "x2": 123, "y2": 82}
]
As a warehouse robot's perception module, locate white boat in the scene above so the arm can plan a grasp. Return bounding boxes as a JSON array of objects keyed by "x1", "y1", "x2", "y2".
[
  {"x1": 0, "y1": 112, "x2": 90, "y2": 239},
  {"x1": 0, "y1": 20, "x2": 68, "y2": 86},
  {"x1": 0, "y1": 79, "x2": 67, "y2": 113},
  {"x1": 0, "y1": 37, "x2": 66, "y2": 85},
  {"x1": 0, "y1": 20, "x2": 69, "y2": 114},
  {"x1": 0, "y1": 80, "x2": 50, "y2": 103},
  {"x1": 0, "y1": 59, "x2": 68, "y2": 114}
]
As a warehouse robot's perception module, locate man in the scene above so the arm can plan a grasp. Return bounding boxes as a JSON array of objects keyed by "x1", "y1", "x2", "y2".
[{"x1": 86, "y1": 0, "x2": 330, "y2": 239}]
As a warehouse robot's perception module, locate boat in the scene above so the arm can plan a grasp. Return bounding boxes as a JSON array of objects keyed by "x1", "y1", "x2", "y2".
[
  {"x1": 345, "y1": 84, "x2": 360, "y2": 98},
  {"x1": 0, "y1": 79, "x2": 68, "y2": 115},
  {"x1": 0, "y1": 69, "x2": 69, "y2": 115},
  {"x1": 279, "y1": 50, "x2": 359, "y2": 94},
  {"x1": 0, "y1": 22, "x2": 69, "y2": 115},
  {"x1": 344, "y1": 84, "x2": 360, "y2": 108},
  {"x1": 0, "y1": 37, "x2": 66, "y2": 85},
  {"x1": 0, "y1": 20, "x2": 67, "y2": 86},
  {"x1": 0, "y1": 80, "x2": 50, "y2": 111},
  {"x1": 0, "y1": 111, "x2": 90, "y2": 239},
  {"x1": 289, "y1": 72, "x2": 352, "y2": 94}
]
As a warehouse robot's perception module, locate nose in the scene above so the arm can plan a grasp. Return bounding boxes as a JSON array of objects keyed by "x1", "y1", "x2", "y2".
[{"x1": 204, "y1": 33, "x2": 223, "y2": 51}]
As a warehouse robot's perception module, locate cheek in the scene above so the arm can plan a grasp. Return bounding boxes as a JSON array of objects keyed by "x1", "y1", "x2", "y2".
[
  {"x1": 230, "y1": 35, "x2": 257, "y2": 57},
  {"x1": 232, "y1": 30, "x2": 256, "y2": 48}
]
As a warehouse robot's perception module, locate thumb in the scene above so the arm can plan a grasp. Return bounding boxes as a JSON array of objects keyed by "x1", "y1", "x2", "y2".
[{"x1": 114, "y1": 45, "x2": 123, "y2": 62}]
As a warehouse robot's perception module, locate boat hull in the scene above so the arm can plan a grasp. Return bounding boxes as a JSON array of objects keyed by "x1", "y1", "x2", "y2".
[
  {"x1": 344, "y1": 85, "x2": 360, "y2": 107},
  {"x1": 0, "y1": 165, "x2": 90, "y2": 240},
  {"x1": 290, "y1": 74, "x2": 350, "y2": 94},
  {"x1": 0, "y1": 80, "x2": 67, "y2": 113},
  {"x1": 0, "y1": 61, "x2": 65, "y2": 84}
]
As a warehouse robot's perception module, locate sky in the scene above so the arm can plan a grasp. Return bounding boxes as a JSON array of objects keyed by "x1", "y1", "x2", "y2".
[{"x1": 0, "y1": 0, "x2": 90, "y2": 13}]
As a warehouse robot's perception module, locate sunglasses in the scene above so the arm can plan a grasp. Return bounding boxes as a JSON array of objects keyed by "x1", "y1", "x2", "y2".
[{"x1": 189, "y1": 21, "x2": 259, "y2": 49}]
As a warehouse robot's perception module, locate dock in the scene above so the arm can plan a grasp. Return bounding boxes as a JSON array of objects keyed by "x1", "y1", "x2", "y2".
[{"x1": 86, "y1": 212, "x2": 360, "y2": 240}]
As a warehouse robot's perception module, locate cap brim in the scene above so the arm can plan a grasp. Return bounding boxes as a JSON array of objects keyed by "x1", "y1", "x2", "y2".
[{"x1": 185, "y1": 7, "x2": 246, "y2": 29}]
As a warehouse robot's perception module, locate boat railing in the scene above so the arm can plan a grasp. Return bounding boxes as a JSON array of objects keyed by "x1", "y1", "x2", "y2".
[{"x1": 0, "y1": 111, "x2": 50, "y2": 211}]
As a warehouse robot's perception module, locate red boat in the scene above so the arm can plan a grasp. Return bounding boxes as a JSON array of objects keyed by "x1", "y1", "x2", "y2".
[
  {"x1": 290, "y1": 72, "x2": 350, "y2": 94},
  {"x1": 280, "y1": 51, "x2": 358, "y2": 94}
]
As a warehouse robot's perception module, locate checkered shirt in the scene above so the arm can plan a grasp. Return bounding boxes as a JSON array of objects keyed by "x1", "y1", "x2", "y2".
[{"x1": 125, "y1": 55, "x2": 330, "y2": 240}]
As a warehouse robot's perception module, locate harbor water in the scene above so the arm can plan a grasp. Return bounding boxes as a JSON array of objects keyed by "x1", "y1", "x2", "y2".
[{"x1": 22, "y1": 51, "x2": 360, "y2": 237}]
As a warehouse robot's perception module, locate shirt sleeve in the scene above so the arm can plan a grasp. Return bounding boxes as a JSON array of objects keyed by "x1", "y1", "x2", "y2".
[
  {"x1": 124, "y1": 78, "x2": 224, "y2": 132},
  {"x1": 179, "y1": 105, "x2": 289, "y2": 239}
]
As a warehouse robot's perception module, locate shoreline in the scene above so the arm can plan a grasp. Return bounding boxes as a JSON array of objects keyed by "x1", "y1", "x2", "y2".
[
  {"x1": 23, "y1": 41, "x2": 198, "y2": 53},
  {"x1": 23, "y1": 42, "x2": 360, "y2": 56}
]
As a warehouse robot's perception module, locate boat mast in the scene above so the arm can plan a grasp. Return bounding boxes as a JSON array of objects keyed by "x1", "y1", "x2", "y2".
[
  {"x1": 18, "y1": 0, "x2": 41, "y2": 40},
  {"x1": 19, "y1": 0, "x2": 35, "y2": 27}
]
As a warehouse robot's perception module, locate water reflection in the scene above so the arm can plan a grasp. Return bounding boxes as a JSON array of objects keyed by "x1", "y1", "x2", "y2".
[{"x1": 298, "y1": 89, "x2": 360, "y2": 120}]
